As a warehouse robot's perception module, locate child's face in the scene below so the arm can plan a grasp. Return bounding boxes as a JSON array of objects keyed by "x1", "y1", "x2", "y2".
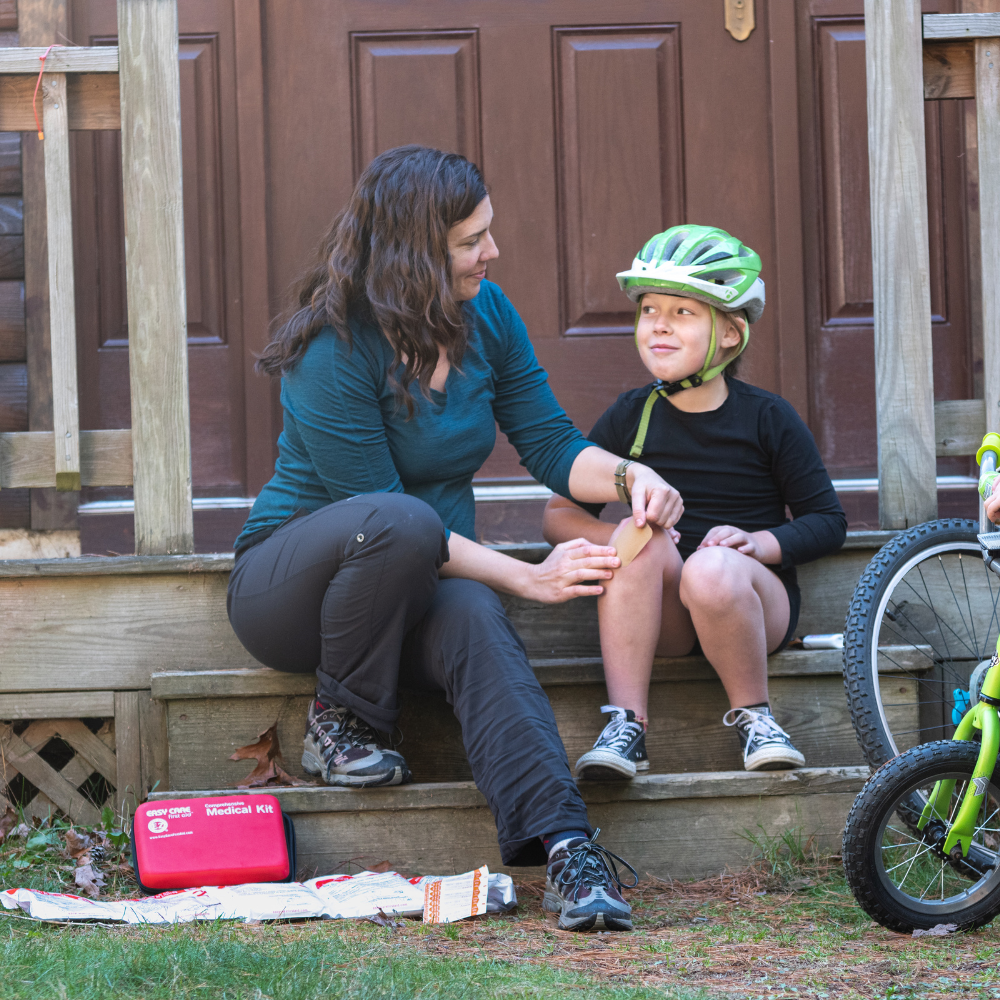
[{"x1": 635, "y1": 293, "x2": 742, "y2": 383}]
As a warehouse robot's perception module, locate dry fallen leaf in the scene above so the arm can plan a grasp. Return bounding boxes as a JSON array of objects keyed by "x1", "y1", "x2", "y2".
[
  {"x1": 362, "y1": 908, "x2": 403, "y2": 929},
  {"x1": 0, "y1": 804, "x2": 16, "y2": 842},
  {"x1": 63, "y1": 827, "x2": 93, "y2": 861},
  {"x1": 366, "y1": 861, "x2": 392, "y2": 874},
  {"x1": 74, "y1": 863, "x2": 107, "y2": 899},
  {"x1": 230, "y1": 723, "x2": 309, "y2": 788}
]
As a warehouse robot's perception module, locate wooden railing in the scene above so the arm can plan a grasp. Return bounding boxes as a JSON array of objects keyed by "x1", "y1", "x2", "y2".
[{"x1": 0, "y1": 0, "x2": 193, "y2": 555}]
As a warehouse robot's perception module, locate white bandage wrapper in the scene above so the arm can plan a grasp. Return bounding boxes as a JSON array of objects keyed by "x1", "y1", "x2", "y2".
[{"x1": 305, "y1": 870, "x2": 425, "y2": 919}]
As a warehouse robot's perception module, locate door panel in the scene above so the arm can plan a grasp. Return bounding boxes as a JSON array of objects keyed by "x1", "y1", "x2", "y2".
[
  {"x1": 554, "y1": 26, "x2": 685, "y2": 337},
  {"x1": 352, "y1": 31, "x2": 482, "y2": 171}
]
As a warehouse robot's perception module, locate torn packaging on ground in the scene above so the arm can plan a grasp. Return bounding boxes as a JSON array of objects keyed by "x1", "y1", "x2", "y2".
[{"x1": 0, "y1": 869, "x2": 516, "y2": 924}]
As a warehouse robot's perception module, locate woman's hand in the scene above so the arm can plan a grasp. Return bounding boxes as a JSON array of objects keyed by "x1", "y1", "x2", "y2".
[
  {"x1": 628, "y1": 463, "x2": 684, "y2": 530},
  {"x1": 525, "y1": 538, "x2": 620, "y2": 604},
  {"x1": 697, "y1": 525, "x2": 782, "y2": 564}
]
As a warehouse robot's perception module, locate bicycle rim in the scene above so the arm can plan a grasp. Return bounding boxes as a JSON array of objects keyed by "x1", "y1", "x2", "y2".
[
  {"x1": 875, "y1": 770, "x2": 1000, "y2": 915},
  {"x1": 870, "y1": 541, "x2": 1000, "y2": 757}
]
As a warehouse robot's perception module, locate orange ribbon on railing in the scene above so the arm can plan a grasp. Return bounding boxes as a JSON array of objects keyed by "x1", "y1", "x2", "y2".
[{"x1": 32, "y1": 44, "x2": 63, "y2": 140}]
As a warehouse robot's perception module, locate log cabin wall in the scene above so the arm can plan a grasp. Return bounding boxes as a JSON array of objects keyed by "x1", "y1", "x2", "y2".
[{"x1": 0, "y1": 0, "x2": 991, "y2": 553}]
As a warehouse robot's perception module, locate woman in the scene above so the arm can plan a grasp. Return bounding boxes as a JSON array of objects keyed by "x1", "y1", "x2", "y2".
[{"x1": 228, "y1": 146, "x2": 680, "y2": 932}]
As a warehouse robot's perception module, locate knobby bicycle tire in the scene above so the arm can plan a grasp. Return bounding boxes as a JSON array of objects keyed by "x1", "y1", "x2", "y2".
[
  {"x1": 843, "y1": 740, "x2": 1000, "y2": 931},
  {"x1": 843, "y1": 518, "x2": 996, "y2": 768}
]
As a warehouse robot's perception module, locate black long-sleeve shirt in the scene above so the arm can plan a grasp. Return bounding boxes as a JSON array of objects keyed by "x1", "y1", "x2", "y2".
[{"x1": 579, "y1": 378, "x2": 846, "y2": 599}]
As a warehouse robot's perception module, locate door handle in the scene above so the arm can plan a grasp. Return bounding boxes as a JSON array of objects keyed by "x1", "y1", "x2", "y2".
[{"x1": 724, "y1": 0, "x2": 755, "y2": 42}]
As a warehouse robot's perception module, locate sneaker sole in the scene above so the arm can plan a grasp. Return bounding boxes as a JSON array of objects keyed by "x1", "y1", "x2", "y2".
[
  {"x1": 543, "y1": 891, "x2": 632, "y2": 931},
  {"x1": 744, "y1": 747, "x2": 805, "y2": 771},
  {"x1": 575, "y1": 749, "x2": 648, "y2": 781},
  {"x1": 302, "y1": 752, "x2": 411, "y2": 787}
]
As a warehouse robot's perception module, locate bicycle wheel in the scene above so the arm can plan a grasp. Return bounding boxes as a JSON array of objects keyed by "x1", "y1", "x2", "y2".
[
  {"x1": 843, "y1": 740, "x2": 1000, "y2": 931},
  {"x1": 844, "y1": 519, "x2": 1000, "y2": 768}
]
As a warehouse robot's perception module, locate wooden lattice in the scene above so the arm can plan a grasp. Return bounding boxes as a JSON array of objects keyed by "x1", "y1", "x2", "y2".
[{"x1": 0, "y1": 719, "x2": 118, "y2": 826}]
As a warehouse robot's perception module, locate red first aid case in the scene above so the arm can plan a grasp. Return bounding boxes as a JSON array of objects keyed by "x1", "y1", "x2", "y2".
[{"x1": 131, "y1": 795, "x2": 296, "y2": 894}]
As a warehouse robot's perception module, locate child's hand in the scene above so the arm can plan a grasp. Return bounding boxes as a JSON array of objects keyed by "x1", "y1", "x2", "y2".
[
  {"x1": 696, "y1": 525, "x2": 779, "y2": 565},
  {"x1": 987, "y1": 479, "x2": 1000, "y2": 525}
]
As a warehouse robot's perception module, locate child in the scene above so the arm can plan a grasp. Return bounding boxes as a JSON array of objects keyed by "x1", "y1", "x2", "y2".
[{"x1": 543, "y1": 225, "x2": 847, "y2": 778}]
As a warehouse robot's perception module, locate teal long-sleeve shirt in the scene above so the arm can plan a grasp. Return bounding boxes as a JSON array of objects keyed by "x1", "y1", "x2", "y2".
[{"x1": 235, "y1": 281, "x2": 591, "y2": 551}]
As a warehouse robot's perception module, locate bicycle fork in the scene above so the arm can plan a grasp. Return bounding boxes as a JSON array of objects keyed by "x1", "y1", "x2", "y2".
[
  {"x1": 918, "y1": 652, "x2": 1000, "y2": 858},
  {"x1": 919, "y1": 432, "x2": 1000, "y2": 860}
]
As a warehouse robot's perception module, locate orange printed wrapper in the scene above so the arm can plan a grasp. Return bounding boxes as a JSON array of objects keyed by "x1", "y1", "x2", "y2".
[{"x1": 422, "y1": 866, "x2": 489, "y2": 924}]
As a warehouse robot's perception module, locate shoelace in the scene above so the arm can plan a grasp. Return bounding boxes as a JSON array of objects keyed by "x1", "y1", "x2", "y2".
[
  {"x1": 553, "y1": 828, "x2": 639, "y2": 902},
  {"x1": 593, "y1": 704, "x2": 641, "y2": 752},
  {"x1": 722, "y1": 707, "x2": 788, "y2": 744},
  {"x1": 312, "y1": 707, "x2": 377, "y2": 757},
  {"x1": 312, "y1": 705, "x2": 402, "y2": 759}
]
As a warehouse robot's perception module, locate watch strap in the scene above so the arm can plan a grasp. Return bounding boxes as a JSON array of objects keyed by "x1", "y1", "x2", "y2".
[{"x1": 615, "y1": 459, "x2": 633, "y2": 505}]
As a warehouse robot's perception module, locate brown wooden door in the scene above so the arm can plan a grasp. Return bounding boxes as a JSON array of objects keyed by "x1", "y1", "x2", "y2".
[
  {"x1": 63, "y1": 0, "x2": 983, "y2": 548},
  {"x1": 260, "y1": 0, "x2": 798, "y2": 483},
  {"x1": 796, "y1": 0, "x2": 976, "y2": 523}
]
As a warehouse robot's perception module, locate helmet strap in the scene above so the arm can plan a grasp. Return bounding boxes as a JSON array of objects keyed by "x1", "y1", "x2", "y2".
[
  {"x1": 628, "y1": 308, "x2": 748, "y2": 458},
  {"x1": 656, "y1": 306, "x2": 749, "y2": 395}
]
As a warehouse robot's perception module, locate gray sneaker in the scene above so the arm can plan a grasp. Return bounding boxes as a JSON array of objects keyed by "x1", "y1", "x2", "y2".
[
  {"x1": 723, "y1": 706, "x2": 805, "y2": 771},
  {"x1": 302, "y1": 698, "x2": 412, "y2": 787},
  {"x1": 543, "y1": 829, "x2": 638, "y2": 931}
]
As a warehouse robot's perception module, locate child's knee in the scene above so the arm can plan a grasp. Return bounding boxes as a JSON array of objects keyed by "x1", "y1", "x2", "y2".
[{"x1": 679, "y1": 547, "x2": 748, "y2": 606}]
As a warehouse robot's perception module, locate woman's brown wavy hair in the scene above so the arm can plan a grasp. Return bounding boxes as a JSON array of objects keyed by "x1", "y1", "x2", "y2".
[{"x1": 256, "y1": 145, "x2": 488, "y2": 416}]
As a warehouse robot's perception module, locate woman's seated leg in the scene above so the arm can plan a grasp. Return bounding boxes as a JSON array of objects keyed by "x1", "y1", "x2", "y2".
[
  {"x1": 400, "y1": 576, "x2": 636, "y2": 931},
  {"x1": 227, "y1": 492, "x2": 448, "y2": 786},
  {"x1": 679, "y1": 547, "x2": 804, "y2": 770},
  {"x1": 576, "y1": 526, "x2": 693, "y2": 780},
  {"x1": 400, "y1": 578, "x2": 589, "y2": 861}
]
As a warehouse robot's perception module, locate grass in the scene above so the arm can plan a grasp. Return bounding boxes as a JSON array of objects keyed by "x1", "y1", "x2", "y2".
[{"x1": 2, "y1": 817, "x2": 1000, "y2": 999}]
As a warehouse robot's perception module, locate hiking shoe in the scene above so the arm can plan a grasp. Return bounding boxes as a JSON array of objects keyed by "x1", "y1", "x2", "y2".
[
  {"x1": 543, "y1": 829, "x2": 638, "y2": 931},
  {"x1": 575, "y1": 705, "x2": 649, "y2": 780},
  {"x1": 723, "y1": 706, "x2": 805, "y2": 771},
  {"x1": 302, "y1": 698, "x2": 412, "y2": 787}
]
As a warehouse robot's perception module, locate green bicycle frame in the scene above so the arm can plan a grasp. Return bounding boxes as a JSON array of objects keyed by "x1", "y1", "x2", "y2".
[{"x1": 917, "y1": 432, "x2": 1000, "y2": 857}]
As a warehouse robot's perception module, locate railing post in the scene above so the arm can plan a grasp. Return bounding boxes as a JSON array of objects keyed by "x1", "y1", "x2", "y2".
[
  {"x1": 865, "y1": 0, "x2": 938, "y2": 528},
  {"x1": 977, "y1": 37, "x2": 1000, "y2": 433},
  {"x1": 41, "y1": 72, "x2": 81, "y2": 493},
  {"x1": 117, "y1": 0, "x2": 194, "y2": 554}
]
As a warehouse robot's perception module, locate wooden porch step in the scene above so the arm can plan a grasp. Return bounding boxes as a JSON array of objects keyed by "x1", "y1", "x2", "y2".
[
  {"x1": 147, "y1": 766, "x2": 870, "y2": 881},
  {"x1": 151, "y1": 648, "x2": 922, "y2": 790},
  {"x1": 0, "y1": 535, "x2": 888, "y2": 692}
]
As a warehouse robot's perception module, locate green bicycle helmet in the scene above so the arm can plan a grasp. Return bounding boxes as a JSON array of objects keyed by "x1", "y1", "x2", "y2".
[
  {"x1": 616, "y1": 224, "x2": 765, "y2": 322},
  {"x1": 616, "y1": 225, "x2": 765, "y2": 457}
]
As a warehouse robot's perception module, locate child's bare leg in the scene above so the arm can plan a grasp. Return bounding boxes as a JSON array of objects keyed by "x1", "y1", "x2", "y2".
[
  {"x1": 598, "y1": 527, "x2": 696, "y2": 718},
  {"x1": 677, "y1": 547, "x2": 789, "y2": 709}
]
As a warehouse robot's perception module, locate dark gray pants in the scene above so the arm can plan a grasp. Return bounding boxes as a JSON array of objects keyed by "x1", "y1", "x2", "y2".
[{"x1": 227, "y1": 493, "x2": 591, "y2": 865}]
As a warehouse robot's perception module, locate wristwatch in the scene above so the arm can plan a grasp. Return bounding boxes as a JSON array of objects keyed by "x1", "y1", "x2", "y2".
[{"x1": 615, "y1": 459, "x2": 633, "y2": 505}]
